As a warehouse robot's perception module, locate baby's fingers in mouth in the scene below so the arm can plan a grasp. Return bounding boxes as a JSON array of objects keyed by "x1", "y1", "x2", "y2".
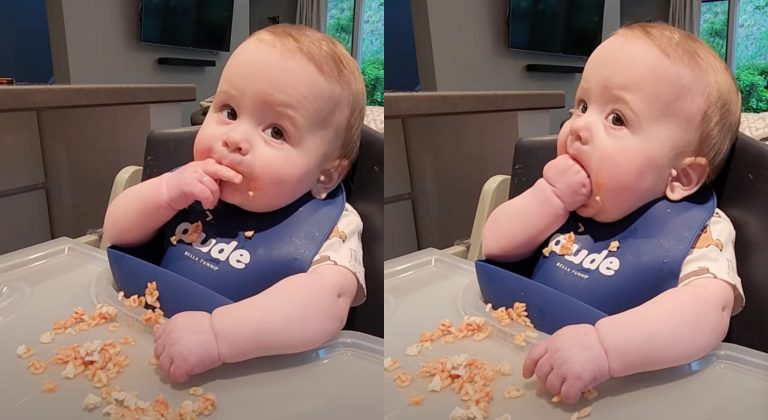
[{"x1": 214, "y1": 162, "x2": 244, "y2": 183}]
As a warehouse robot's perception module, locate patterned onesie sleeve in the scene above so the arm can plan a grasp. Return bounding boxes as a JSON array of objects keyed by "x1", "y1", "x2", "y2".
[
  {"x1": 678, "y1": 208, "x2": 745, "y2": 315},
  {"x1": 309, "y1": 203, "x2": 366, "y2": 306}
]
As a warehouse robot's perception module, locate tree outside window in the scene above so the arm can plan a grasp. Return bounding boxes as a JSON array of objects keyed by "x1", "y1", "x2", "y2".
[
  {"x1": 327, "y1": 0, "x2": 384, "y2": 106},
  {"x1": 701, "y1": 0, "x2": 768, "y2": 112}
]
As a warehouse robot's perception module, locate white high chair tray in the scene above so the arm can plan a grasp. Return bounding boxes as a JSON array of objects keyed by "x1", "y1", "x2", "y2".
[
  {"x1": 384, "y1": 248, "x2": 768, "y2": 420},
  {"x1": 0, "y1": 238, "x2": 383, "y2": 420}
]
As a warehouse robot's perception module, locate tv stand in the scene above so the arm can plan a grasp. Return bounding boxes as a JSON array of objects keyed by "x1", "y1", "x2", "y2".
[{"x1": 525, "y1": 64, "x2": 584, "y2": 73}]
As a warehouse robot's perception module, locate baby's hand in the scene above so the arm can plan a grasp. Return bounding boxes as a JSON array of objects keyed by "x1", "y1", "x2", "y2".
[
  {"x1": 154, "y1": 311, "x2": 223, "y2": 383},
  {"x1": 162, "y1": 158, "x2": 243, "y2": 210},
  {"x1": 542, "y1": 154, "x2": 592, "y2": 211},
  {"x1": 522, "y1": 324, "x2": 610, "y2": 404}
]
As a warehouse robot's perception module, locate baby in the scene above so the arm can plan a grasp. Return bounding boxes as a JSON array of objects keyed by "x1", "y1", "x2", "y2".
[
  {"x1": 482, "y1": 22, "x2": 744, "y2": 403},
  {"x1": 103, "y1": 24, "x2": 367, "y2": 382}
]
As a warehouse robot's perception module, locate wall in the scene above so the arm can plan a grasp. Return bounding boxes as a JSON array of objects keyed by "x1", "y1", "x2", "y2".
[
  {"x1": 45, "y1": 0, "x2": 250, "y2": 122},
  {"x1": 249, "y1": 0, "x2": 297, "y2": 32},
  {"x1": 411, "y1": 0, "x2": 620, "y2": 134},
  {"x1": 0, "y1": 0, "x2": 54, "y2": 83},
  {"x1": 621, "y1": 0, "x2": 669, "y2": 26}
]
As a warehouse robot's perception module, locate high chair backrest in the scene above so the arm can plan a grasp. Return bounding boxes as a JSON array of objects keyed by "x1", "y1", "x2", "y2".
[
  {"x1": 141, "y1": 125, "x2": 384, "y2": 338},
  {"x1": 509, "y1": 132, "x2": 768, "y2": 353}
]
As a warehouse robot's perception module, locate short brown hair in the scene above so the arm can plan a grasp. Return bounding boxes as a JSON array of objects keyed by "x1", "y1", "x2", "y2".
[
  {"x1": 613, "y1": 22, "x2": 741, "y2": 180},
  {"x1": 251, "y1": 24, "x2": 366, "y2": 165}
]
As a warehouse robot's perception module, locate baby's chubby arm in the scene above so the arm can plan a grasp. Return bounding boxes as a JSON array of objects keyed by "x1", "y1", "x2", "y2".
[
  {"x1": 595, "y1": 277, "x2": 733, "y2": 376},
  {"x1": 211, "y1": 265, "x2": 357, "y2": 362},
  {"x1": 523, "y1": 278, "x2": 734, "y2": 403},
  {"x1": 102, "y1": 159, "x2": 242, "y2": 247},
  {"x1": 482, "y1": 154, "x2": 592, "y2": 262},
  {"x1": 153, "y1": 264, "x2": 357, "y2": 382}
]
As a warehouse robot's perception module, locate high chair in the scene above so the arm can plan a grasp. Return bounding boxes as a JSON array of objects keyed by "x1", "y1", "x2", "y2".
[
  {"x1": 82, "y1": 125, "x2": 383, "y2": 338},
  {"x1": 465, "y1": 132, "x2": 768, "y2": 353}
]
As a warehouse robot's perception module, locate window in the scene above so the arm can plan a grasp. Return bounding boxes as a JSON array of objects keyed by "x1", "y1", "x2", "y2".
[
  {"x1": 734, "y1": 0, "x2": 768, "y2": 112},
  {"x1": 327, "y1": 0, "x2": 384, "y2": 106},
  {"x1": 700, "y1": 0, "x2": 729, "y2": 60},
  {"x1": 701, "y1": 0, "x2": 768, "y2": 112}
]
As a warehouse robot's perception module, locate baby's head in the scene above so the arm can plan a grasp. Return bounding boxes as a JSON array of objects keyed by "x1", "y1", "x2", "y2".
[
  {"x1": 194, "y1": 24, "x2": 366, "y2": 212},
  {"x1": 557, "y1": 22, "x2": 741, "y2": 222}
]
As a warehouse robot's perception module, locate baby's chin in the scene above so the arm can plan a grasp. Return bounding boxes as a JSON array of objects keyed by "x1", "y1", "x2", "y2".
[
  {"x1": 576, "y1": 203, "x2": 627, "y2": 223},
  {"x1": 218, "y1": 184, "x2": 291, "y2": 213}
]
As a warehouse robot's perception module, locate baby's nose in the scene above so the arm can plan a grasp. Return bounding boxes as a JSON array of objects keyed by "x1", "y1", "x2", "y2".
[
  {"x1": 569, "y1": 118, "x2": 591, "y2": 146},
  {"x1": 221, "y1": 135, "x2": 249, "y2": 155}
]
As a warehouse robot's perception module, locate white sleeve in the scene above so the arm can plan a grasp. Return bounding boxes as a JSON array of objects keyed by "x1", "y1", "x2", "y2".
[
  {"x1": 678, "y1": 208, "x2": 745, "y2": 315},
  {"x1": 309, "y1": 203, "x2": 366, "y2": 306}
]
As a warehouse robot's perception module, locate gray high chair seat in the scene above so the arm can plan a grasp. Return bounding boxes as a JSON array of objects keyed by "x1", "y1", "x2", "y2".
[
  {"x1": 489, "y1": 132, "x2": 768, "y2": 353},
  {"x1": 136, "y1": 125, "x2": 383, "y2": 338}
]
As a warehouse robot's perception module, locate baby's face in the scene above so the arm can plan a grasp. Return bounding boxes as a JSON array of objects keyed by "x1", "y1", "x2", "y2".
[
  {"x1": 193, "y1": 37, "x2": 347, "y2": 212},
  {"x1": 557, "y1": 33, "x2": 706, "y2": 222}
]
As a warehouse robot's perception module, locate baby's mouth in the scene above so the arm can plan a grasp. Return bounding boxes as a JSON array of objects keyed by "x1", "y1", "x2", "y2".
[{"x1": 568, "y1": 153, "x2": 591, "y2": 179}]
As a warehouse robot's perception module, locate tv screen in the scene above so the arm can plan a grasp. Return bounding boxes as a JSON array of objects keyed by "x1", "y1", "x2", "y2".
[
  {"x1": 140, "y1": 0, "x2": 234, "y2": 52},
  {"x1": 508, "y1": 0, "x2": 604, "y2": 57}
]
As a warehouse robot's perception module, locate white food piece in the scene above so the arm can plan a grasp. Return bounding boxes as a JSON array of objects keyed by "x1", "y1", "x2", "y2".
[
  {"x1": 39, "y1": 331, "x2": 54, "y2": 344},
  {"x1": 427, "y1": 374, "x2": 443, "y2": 392},
  {"x1": 450, "y1": 407, "x2": 470, "y2": 420},
  {"x1": 61, "y1": 361, "x2": 76, "y2": 379},
  {"x1": 82, "y1": 393, "x2": 102, "y2": 411}
]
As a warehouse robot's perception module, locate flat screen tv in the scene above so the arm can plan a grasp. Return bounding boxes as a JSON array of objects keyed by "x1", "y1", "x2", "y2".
[
  {"x1": 508, "y1": 0, "x2": 605, "y2": 58},
  {"x1": 140, "y1": 0, "x2": 234, "y2": 52}
]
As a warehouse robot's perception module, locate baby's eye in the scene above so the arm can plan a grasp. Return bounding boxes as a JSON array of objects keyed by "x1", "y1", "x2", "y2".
[
  {"x1": 220, "y1": 105, "x2": 237, "y2": 121},
  {"x1": 577, "y1": 101, "x2": 588, "y2": 113},
  {"x1": 263, "y1": 125, "x2": 285, "y2": 141},
  {"x1": 609, "y1": 112, "x2": 625, "y2": 127}
]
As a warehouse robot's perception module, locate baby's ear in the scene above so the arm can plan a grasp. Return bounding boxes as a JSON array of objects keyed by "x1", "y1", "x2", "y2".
[
  {"x1": 311, "y1": 159, "x2": 349, "y2": 199},
  {"x1": 665, "y1": 157, "x2": 708, "y2": 201}
]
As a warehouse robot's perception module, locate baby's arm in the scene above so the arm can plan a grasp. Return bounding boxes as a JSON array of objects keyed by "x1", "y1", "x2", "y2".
[
  {"x1": 522, "y1": 279, "x2": 734, "y2": 403},
  {"x1": 482, "y1": 154, "x2": 591, "y2": 262},
  {"x1": 211, "y1": 264, "x2": 357, "y2": 362},
  {"x1": 103, "y1": 159, "x2": 242, "y2": 247},
  {"x1": 595, "y1": 278, "x2": 733, "y2": 376}
]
